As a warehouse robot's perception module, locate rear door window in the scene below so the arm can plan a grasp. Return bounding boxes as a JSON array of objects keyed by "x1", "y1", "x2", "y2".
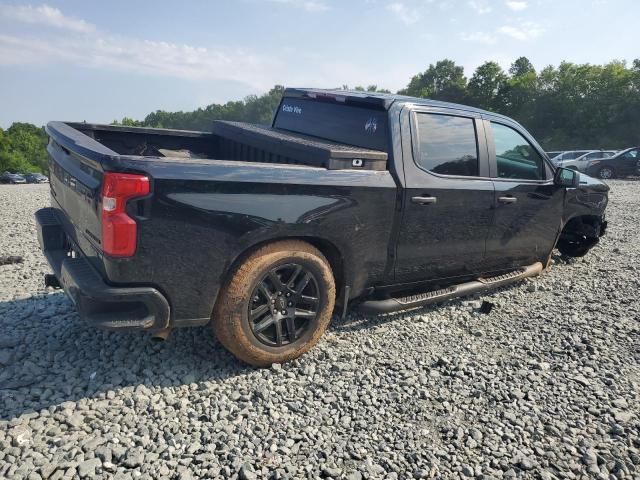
[
  {"x1": 491, "y1": 122, "x2": 546, "y2": 180},
  {"x1": 414, "y1": 113, "x2": 479, "y2": 177}
]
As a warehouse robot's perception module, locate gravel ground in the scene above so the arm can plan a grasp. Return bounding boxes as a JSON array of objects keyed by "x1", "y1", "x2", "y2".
[{"x1": 0, "y1": 182, "x2": 639, "y2": 480}]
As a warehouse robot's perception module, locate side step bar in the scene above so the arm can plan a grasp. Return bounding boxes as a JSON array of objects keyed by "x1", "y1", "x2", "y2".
[{"x1": 356, "y1": 262, "x2": 543, "y2": 315}]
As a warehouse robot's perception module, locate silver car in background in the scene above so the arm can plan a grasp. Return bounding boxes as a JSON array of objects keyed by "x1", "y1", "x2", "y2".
[
  {"x1": 550, "y1": 150, "x2": 593, "y2": 165},
  {"x1": 556, "y1": 150, "x2": 617, "y2": 172},
  {"x1": 546, "y1": 151, "x2": 564, "y2": 159}
]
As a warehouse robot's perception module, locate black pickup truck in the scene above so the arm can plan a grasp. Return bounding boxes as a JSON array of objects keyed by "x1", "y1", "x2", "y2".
[{"x1": 36, "y1": 88, "x2": 608, "y2": 366}]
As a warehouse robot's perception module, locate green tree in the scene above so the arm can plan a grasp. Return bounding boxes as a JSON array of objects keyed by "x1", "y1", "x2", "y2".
[
  {"x1": 509, "y1": 56, "x2": 536, "y2": 77},
  {"x1": 350, "y1": 85, "x2": 392, "y2": 93},
  {"x1": 0, "y1": 123, "x2": 48, "y2": 174},
  {"x1": 466, "y1": 61, "x2": 508, "y2": 111},
  {"x1": 136, "y1": 85, "x2": 286, "y2": 130},
  {"x1": 501, "y1": 57, "x2": 538, "y2": 128},
  {"x1": 112, "y1": 117, "x2": 146, "y2": 127},
  {"x1": 400, "y1": 58, "x2": 640, "y2": 149},
  {"x1": 398, "y1": 59, "x2": 467, "y2": 103}
]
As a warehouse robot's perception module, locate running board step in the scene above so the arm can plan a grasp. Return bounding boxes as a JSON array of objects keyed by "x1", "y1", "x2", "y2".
[{"x1": 356, "y1": 262, "x2": 543, "y2": 315}]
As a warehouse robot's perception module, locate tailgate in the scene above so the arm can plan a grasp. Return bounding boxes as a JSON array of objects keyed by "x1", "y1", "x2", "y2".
[{"x1": 46, "y1": 122, "x2": 112, "y2": 257}]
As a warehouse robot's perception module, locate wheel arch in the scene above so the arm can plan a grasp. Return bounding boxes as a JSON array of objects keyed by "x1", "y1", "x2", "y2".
[
  {"x1": 561, "y1": 214, "x2": 603, "y2": 233},
  {"x1": 556, "y1": 214, "x2": 604, "y2": 257},
  {"x1": 219, "y1": 235, "x2": 346, "y2": 306}
]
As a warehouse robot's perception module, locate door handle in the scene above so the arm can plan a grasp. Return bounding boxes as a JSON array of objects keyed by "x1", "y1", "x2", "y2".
[
  {"x1": 411, "y1": 195, "x2": 437, "y2": 205},
  {"x1": 498, "y1": 196, "x2": 517, "y2": 204}
]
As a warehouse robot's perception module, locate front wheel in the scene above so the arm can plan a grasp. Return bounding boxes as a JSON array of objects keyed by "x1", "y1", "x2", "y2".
[
  {"x1": 212, "y1": 240, "x2": 336, "y2": 366},
  {"x1": 597, "y1": 166, "x2": 615, "y2": 179}
]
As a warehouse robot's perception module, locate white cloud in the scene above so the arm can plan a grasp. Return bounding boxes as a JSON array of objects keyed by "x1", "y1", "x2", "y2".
[
  {"x1": 386, "y1": 2, "x2": 420, "y2": 25},
  {"x1": 0, "y1": 6, "x2": 402, "y2": 93},
  {"x1": 0, "y1": 4, "x2": 95, "y2": 33},
  {"x1": 505, "y1": 1, "x2": 527, "y2": 11},
  {"x1": 460, "y1": 31, "x2": 497, "y2": 45},
  {"x1": 0, "y1": 31, "x2": 281, "y2": 90},
  {"x1": 468, "y1": 1, "x2": 492, "y2": 14},
  {"x1": 266, "y1": 0, "x2": 330, "y2": 12},
  {"x1": 0, "y1": 3, "x2": 286, "y2": 90},
  {"x1": 0, "y1": 3, "x2": 420, "y2": 94},
  {"x1": 498, "y1": 21, "x2": 543, "y2": 40}
]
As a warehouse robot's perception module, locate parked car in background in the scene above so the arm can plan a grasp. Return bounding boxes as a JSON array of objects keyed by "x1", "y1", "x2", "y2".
[
  {"x1": 546, "y1": 151, "x2": 564, "y2": 159},
  {"x1": 24, "y1": 173, "x2": 49, "y2": 184},
  {"x1": 0, "y1": 172, "x2": 27, "y2": 184},
  {"x1": 550, "y1": 150, "x2": 593, "y2": 165},
  {"x1": 556, "y1": 150, "x2": 617, "y2": 172},
  {"x1": 584, "y1": 147, "x2": 640, "y2": 179}
]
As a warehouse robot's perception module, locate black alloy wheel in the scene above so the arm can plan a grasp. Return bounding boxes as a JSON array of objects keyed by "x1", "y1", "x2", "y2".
[{"x1": 248, "y1": 263, "x2": 320, "y2": 347}]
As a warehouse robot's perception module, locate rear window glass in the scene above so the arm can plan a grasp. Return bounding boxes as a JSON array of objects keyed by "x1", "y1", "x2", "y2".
[
  {"x1": 414, "y1": 113, "x2": 479, "y2": 176},
  {"x1": 273, "y1": 98, "x2": 389, "y2": 152}
]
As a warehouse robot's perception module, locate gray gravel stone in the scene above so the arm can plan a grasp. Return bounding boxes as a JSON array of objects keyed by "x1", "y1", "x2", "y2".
[
  {"x1": 1, "y1": 181, "x2": 640, "y2": 479},
  {"x1": 77, "y1": 458, "x2": 101, "y2": 478}
]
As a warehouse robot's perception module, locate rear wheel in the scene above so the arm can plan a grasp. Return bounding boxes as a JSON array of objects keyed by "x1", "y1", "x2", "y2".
[
  {"x1": 212, "y1": 240, "x2": 335, "y2": 366},
  {"x1": 597, "y1": 166, "x2": 615, "y2": 179}
]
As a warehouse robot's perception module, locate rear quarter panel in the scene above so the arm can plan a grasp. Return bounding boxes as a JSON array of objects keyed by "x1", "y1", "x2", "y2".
[{"x1": 109, "y1": 158, "x2": 398, "y2": 324}]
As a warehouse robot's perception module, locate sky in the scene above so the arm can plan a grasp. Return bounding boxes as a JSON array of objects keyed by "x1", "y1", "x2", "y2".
[{"x1": 0, "y1": 0, "x2": 638, "y2": 127}]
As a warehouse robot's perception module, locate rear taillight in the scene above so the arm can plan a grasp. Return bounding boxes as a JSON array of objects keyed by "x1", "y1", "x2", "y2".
[{"x1": 101, "y1": 172, "x2": 150, "y2": 257}]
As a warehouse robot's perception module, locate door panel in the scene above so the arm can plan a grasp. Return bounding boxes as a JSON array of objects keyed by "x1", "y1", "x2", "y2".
[
  {"x1": 394, "y1": 109, "x2": 494, "y2": 283},
  {"x1": 484, "y1": 119, "x2": 564, "y2": 270},
  {"x1": 396, "y1": 180, "x2": 495, "y2": 281},
  {"x1": 486, "y1": 181, "x2": 563, "y2": 269}
]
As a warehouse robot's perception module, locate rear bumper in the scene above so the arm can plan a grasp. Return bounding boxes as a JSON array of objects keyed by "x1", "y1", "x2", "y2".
[{"x1": 35, "y1": 207, "x2": 170, "y2": 332}]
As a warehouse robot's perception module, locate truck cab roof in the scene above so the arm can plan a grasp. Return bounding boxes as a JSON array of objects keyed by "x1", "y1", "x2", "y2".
[{"x1": 284, "y1": 87, "x2": 511, "y2": 120}]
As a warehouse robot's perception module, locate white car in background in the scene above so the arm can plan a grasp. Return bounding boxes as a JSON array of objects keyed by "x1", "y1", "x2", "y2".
[
  {"x1": 546, "y1": 151, "x2": 564, "y2": 159},
  {"x1": 556, "y1": 150, "x2": 617, "y2": 172},
  {"x1": 550, "y1": 150, "x2": 593, "y2": 165}
]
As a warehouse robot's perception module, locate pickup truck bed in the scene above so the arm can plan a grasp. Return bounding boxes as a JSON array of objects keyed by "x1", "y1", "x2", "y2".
[{"x1": 72, "y1": 121, "x2": 387, "y2": 170}]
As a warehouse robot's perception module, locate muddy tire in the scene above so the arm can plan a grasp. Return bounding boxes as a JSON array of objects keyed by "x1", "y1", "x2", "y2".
[{"x1": 212, "y1": 240, "x2": 336, "y2": 367}]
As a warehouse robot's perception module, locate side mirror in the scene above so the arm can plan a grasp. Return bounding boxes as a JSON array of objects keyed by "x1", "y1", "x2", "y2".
[{"x1": 554, "y1": 167, "x2": 580, "y2": 188}]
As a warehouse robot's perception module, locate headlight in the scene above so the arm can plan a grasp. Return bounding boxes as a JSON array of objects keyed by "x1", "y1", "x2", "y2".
[{"x1": 588, "y1": 160, "x2": 602, "y2": 167}]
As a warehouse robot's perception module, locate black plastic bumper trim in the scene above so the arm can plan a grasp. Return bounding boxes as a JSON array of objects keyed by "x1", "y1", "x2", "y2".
[{"x1": 35, "y1": 207, "x2": 170, "y2": 332}]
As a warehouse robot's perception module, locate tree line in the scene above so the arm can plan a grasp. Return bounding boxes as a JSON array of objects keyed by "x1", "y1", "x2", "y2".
[
  {"x1": 2, "y1": 57, "x2": 639, "y2": 174},
  {"x1": 0, "y1": 123, "x2": 49, "y2": 174},
  {"x1": 399, "y1": 57, "x2": 640, "y2": 150}
]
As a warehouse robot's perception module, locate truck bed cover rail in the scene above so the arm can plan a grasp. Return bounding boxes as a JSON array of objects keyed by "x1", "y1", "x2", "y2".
[{"x1": 211, "y1": 121, "x2": 388, "y2": 171}]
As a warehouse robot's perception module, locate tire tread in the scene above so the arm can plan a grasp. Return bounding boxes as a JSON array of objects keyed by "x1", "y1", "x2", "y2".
[{"x1": 212, "y1": 240, "x2": 335, "y2": 366}]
